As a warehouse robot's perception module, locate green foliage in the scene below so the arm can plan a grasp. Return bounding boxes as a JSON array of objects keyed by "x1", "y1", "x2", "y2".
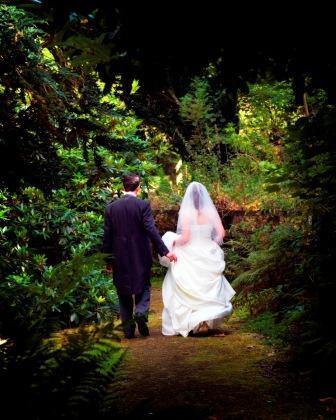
[
  {"x1": 179, "y1": 80, "x2": 336, "y2": 385},
  {"x1": 179, "y1": 78, "x2": 226, "y2": 189},
  {"x1": 230, "y1": 222, "x2": 308, "y2": 311},
  {"x1": 0, "y1": 5, "x2": 164, "y2": 341},
  {"x1": 61, "y1": 33, "x2": 116, "y2": 68},
  {"x1": 0, "y1": 322, "x2": 123, "y2": 419},
  {"x1": 0, "y1": 251, "x2": 117, "y2": 345},
  {"x1": 178, "y1": 78, "x2": 301, "y2": 209},
  {"x1": 222, "y1": 81, "x2": 299, "y2": 209},
  {"x1": 243, "y1": 312, "x2": 287, "y2": 347},
  {"x1": 282, "y1": 107, "x2": 336, "y2": 213},
  {"x1": 227, "y1": 101, "x2": 336, "y2": 384},
  {"x1": 0, "y1": 5, "x2": 73, "y2": 190},
  {"x1": 180, "y1": 79, "x2": 216, "y2": 127},
  {"x1": 0, "y1": 133, "x2": 163, "y2": 340},
  {"x1": 0, "y1": 5, "x2": 154, "y2": 193},
  {"x1": 0, "y1": 9, "x2": 170, "y2": 417},
  {"x1": 1, "y1": 1, "x2": 335, "y2": 406}
]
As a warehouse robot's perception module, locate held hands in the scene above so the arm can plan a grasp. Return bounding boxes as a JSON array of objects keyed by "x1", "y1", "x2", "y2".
[{"x1": 166, "y1": 252, "x2": 177, "y2": 262}]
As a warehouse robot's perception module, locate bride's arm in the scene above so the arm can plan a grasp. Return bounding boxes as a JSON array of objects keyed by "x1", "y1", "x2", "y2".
[
  {"x1": 173, "y1": 214, "x2": 190, "y2": 246},
  {"x1": 213, "y1": 213, "x2": 225, "y2": 243},
  {"x1": 173, "y1": 227, "x2": 190, "y2": 246}
]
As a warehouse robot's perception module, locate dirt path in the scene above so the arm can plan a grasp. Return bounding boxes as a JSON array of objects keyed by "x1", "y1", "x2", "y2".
[{"x1": 111, "y1": 287, "x2": 320, "y2": 419}]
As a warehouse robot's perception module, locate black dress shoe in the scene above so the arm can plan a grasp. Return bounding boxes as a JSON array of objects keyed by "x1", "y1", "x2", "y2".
[
  {"x1": 135, "y1": 315, "x2": 150, "y2": 337},
  {"x1": 137, "y1": 321, "x2": 149, "y2": 336},
  {"x1": 123, "y1": 320, "x2": 136, "y2": 339}
]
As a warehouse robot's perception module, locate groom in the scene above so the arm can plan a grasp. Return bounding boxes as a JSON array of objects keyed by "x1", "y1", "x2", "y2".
[{"x1": 102, "y1": 173, "x2": 177, "y2": 338}]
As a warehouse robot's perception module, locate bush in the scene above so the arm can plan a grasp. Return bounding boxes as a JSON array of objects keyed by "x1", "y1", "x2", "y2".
[{"x1": 0, "y1": 322, "x2": 123, "y2": 419}]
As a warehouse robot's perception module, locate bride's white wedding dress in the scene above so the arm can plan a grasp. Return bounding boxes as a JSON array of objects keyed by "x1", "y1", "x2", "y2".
[{"x1": 160, "y1": 224, "x2": 236, "y2": 337}]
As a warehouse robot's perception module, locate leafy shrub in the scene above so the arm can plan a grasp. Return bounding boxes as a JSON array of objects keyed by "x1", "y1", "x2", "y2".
[
  {"x1": 222, "y1": 81, "x2": 299, "y2": 209},
  {"x1": 0, "y1": 322, "x2": 123, "y2": 419},
  {"x1": 179, "y1": 78, "x2": 226, "y2": 188},
  {"x1": 243, "y1": 311, "x2": 287, "y2": 347},
  {"x1": 227, "y1": 106, "x2": 336, "y2": 386}
]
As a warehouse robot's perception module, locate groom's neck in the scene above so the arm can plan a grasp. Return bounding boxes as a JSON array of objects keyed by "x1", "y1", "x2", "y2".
[{"x1": 123, "y1": 191, "x2": 138, "y2": 197}]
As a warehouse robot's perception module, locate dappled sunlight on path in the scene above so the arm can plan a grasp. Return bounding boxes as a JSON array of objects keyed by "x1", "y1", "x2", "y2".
[{"x1": 111, "y1": 287, "x2": 319, "y2": 419}]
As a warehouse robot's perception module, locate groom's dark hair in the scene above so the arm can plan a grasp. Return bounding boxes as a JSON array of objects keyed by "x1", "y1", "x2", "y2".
[{"x1": 123, "y1": 173, "x2": 140, "y2": 191}]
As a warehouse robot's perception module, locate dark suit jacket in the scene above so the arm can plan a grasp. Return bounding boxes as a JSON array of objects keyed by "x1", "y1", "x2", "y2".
[{"x1": 102, "y1": 194, "x2": 169, "y2": 295}]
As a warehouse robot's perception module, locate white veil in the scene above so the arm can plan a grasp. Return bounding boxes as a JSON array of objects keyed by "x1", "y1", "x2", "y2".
[{"x1": 176, "y1": 181, "x2": 225, "y2": 244}]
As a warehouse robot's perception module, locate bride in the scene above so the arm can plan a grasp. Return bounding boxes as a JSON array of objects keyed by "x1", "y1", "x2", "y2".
[{"x1": 159, "y1": 181, "x2": 236, "y2": 337}]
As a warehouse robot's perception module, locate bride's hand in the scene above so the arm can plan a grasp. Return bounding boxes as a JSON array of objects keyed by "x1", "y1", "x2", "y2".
[{"x1": 166, "y1": 252, "x2": 177, "y2": 262}]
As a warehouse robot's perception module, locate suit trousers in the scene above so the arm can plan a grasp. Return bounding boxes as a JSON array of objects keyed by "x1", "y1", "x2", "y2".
[{"x1": 117, "y1": 285, "x2": 151, "y2": 334}]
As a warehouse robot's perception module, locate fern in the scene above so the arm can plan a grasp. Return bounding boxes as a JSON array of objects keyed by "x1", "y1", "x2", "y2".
[{"x1": 0, "y1": 321, "x2": 123, "y2": 419}]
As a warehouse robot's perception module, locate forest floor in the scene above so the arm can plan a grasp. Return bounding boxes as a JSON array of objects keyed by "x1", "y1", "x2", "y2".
[{"x1": 110, "y1": 285, "x2": 325, "y2": 420}]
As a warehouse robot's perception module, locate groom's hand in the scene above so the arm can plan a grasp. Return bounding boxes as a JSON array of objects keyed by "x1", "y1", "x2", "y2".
[{"x1": 166, "y1": 252, "x2": 177, "y2": 262}]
